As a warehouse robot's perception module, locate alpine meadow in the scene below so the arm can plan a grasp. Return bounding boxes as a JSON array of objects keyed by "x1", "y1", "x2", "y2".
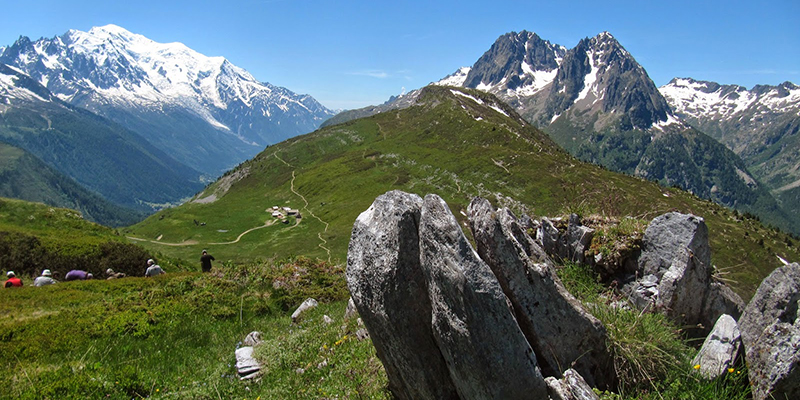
[{"x1": 1, "y1": 7, "x2": 799, "y2": 399}]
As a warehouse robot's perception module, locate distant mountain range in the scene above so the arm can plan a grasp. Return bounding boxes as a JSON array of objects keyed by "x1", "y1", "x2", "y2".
[
  {"x1": 0, "y1": 24, "x2": 335, "y2": 176},
  {"x1": 660, "y1": 78, "x2": 800, "y2": 221},
  {"x1": 0, "y1": 62, "x2": 203, "y2": 214},
  {"x1": 329, "y1": 30, "x2": 798, "y2": 234}
]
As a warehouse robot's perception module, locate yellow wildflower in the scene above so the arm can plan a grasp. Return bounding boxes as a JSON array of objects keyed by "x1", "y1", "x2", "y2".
[
  {"x1": 728, "y1": 368, "x2": 735, "y2": 373},
  {"x1": 693, "y1": 364, "x2": 701, "y2": 370}
]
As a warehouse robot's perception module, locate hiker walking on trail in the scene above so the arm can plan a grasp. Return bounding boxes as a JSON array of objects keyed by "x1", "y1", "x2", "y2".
[
  {"x1": 34, "y1": 269, "x2": 57, "y2": 286},
  {"x1": 65, "y1": 270, "x2": 93, "y2": 281},
  {"x1": 145, "y1": 259, "x2": 165, "y2": 277},
  {"x1": 200, "y1": 250, "x2": 215, "y2": 273},
  {"x1": 4, "y1": 271, "x2": 23, "y2": 288}
]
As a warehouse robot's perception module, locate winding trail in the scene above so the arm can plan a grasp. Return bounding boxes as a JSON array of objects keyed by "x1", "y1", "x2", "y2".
[
  {"x1": 207, "y1": 220, "x2": 276, "y2": 245},
  {"x1": 127, "y1": 151, "x2": 332, "y2": 261},
  {"x1": 276, "y1": 153, "x2": 333, "y2": 262}
]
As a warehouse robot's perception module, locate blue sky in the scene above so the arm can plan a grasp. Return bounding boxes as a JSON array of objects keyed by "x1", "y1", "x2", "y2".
[{"x1": 1, "y1": 0, "x2": 798, "y2": 110}]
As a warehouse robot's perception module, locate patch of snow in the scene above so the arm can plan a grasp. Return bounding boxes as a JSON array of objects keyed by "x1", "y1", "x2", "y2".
[
  {"x1": 450, "y1": 89, "x2": 484, "y2": 104},
  {"x1": 509, "y1": 68, "x2": 557, "y2": 97},
  {"x1": 434, "y1": 67, "x2": 470, "y2": 87},
  {"x1": 574, "y1": 51, "x2": 598, "y2": 105},
  {"x1": 651, "y1": 113, "x2": 683, "y2": 131},
  {"x1": 489, "y1": 104, "x2": 509, "y2": 117},
  {"x1": 476, "y1": 82, "x2": 493, "y2": 91}
]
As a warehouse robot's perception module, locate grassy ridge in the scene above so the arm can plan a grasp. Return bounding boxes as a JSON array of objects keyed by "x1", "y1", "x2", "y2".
[
  {"x1": 0, "y1": 197, "x2": 158, "y2": 278},
  {"x1": 126, "y1": 86, "x2": 799, "y2": 299}
]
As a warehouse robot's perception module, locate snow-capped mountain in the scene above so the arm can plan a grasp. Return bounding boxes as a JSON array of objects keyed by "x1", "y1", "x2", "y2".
[
  {"x1": 444, "y1": 31, "x2": 795, "y2": 233},
  {"x1": 0, "y1": 62, "x2": 203, "y2": 213},
  {"x1": 461, "y1": 31, "x2": 565, "y2": 98},
  {"x1": 0, "y1": 25, "x2": 335, "y2": 175},
  {"x1": 660, "y1": 78, "x2": 800, "y2": 220},
  {"x1": 660, "y1": 78, "x2": 800, "y2": 153}
]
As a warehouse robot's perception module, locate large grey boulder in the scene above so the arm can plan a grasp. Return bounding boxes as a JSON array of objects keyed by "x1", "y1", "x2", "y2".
[
  {"x1": 420, "y1": 194, "x2": 549, "y2": 399},
  {"x1": 636, "y1": 213, "x2": 711, "y2": 328},
  {"x1": 628, "y1": 212, "x2": 742, "y2": 336},
  {"x1": 346, "y1": 191, "x2": 458, "y2": 400},
  {"x1": 691, "y1": 314, "x2": 741, "y2": 379},
  {"x1": 545, "y1": 369, "x2": 601, "y2": 400},
  {"x1": 468, "y1": 197, "x2": 614, "y2": 389},
  {"x1": 739, "y1": 262, "x2": 800, "y2": 400}
]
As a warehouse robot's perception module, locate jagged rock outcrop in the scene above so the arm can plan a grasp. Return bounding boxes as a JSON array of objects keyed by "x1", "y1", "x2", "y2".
[
  {"x1": 691, "y1": 314, "x2": 741, "y2": 379},
  {"x1": 739, "y1": 262, "x2": 800, "y2": 400},
  {"x1": 545, "y1": 369, "x2": 601, "y2": 400},
  {"x1": 537, "y1": 214, "x2": 594, "y2": 264},
  {"x1": 346, "y1": 191, "x2": 458, "y2": 400},
  {"x1": 419, "y1": 194, "x2": 549, "y2": 399},
  {"x1": 468, "y1": 198, "x2": 613, "y2": 389},
  {"x1": 626, "y1": 212, "x2": 742, "y2": 336}
]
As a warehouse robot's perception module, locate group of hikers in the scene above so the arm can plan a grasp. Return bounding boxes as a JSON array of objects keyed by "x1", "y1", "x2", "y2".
[{"x1": 4, "y1": 250, "x2": 215, "y2": 288}]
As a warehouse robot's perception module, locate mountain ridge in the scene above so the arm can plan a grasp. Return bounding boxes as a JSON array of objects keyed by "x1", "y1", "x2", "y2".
[
  {"x1": 0, "y1": 62, "x2": 204, "y2": 212},
  {"x1": 127, "y1": 85, "x2": 798, "y2": 297},
  {"x1": 323, "y1": 30, "x2": 795, "y2": 233},
  {"x1": 0, "y1": 24, "x2": 335, "y2": 175}
]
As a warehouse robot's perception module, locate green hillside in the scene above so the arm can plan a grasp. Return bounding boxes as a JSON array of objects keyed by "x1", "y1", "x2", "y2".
[
  {"x1": 124, "y1": 86, "x2": 799, "y2": 298},
  {"x1": 0, "y1": 142, "x2": 144, "y2": 227},
  {"x1": 0, "y1": 197, "x2": 154, "y2": 278}
]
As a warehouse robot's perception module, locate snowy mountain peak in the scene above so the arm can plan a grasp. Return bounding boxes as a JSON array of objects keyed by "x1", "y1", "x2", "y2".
[
  {"x1": 461, "y1": 30, "x2": 566, "y2": 99},
  {"x1": 433, "y1": 66, "x2": 471, "y2": 87},
  {"x1": 660, "y1": 77, "x2": 800, "y2": 120},
  {"x1": 0, "y1": 25, "x2": 334, "y2": 175},
  {"x1": 541, "y1": 32, "x2": 669, "y2": 129}
]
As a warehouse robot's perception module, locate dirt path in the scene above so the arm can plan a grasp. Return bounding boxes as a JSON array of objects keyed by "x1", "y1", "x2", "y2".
[
  {"x1": 126, "y1": 237, "x2": 200, "y2": 246},
  {"x1": 274, "y1": 151, "x2": 332, "y2": 261},
  {"x1": 128, "y1": 151, "x2": 332, "y2": 260},
  {"x1": 208, "y1": 219, "x2": 276, "y2": 245}
]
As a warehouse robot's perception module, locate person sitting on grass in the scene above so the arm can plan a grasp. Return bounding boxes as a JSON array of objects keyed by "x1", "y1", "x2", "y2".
[
  {"x1": 105, "y1": 268, "x2": 126, "y2": 280},
  {"x1": 64, "y1": 270, "x2": 93, "y2": 281},
  {"x1": 145, "y1": 259, "x2": 165, "y2": 277},
  {"x1": 34, "y1": 269, "x2": 57, "y2": 286},
  {"x1": 4, "y1": 271, "x2": 23, "y2": 288}
]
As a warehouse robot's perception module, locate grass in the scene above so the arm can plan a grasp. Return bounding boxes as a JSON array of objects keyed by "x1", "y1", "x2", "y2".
[
  {"x1": 556, "y1": 262, "x2": 751, "y2": 400},
  {"x1": 0, "y1": 258, "x2": 389, "y2": 399}
]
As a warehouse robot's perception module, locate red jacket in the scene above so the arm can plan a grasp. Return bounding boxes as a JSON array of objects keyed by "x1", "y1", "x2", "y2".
[{"x1": 4, "y1": 277, "x2": 23, "y2": 288}]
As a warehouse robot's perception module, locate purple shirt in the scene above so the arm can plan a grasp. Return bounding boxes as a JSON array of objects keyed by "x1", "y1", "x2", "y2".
[{"x1": 65, "y1": 270, "x2": 90, "y2": 281}]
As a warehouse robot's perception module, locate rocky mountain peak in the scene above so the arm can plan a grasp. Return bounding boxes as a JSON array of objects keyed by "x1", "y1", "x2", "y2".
[
  {"x1": 543, "y1": 32, "x2": 670, "y2": 130},
  {"x1": 462, "y1": 30, "x2": 566, "y2": 98}
]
